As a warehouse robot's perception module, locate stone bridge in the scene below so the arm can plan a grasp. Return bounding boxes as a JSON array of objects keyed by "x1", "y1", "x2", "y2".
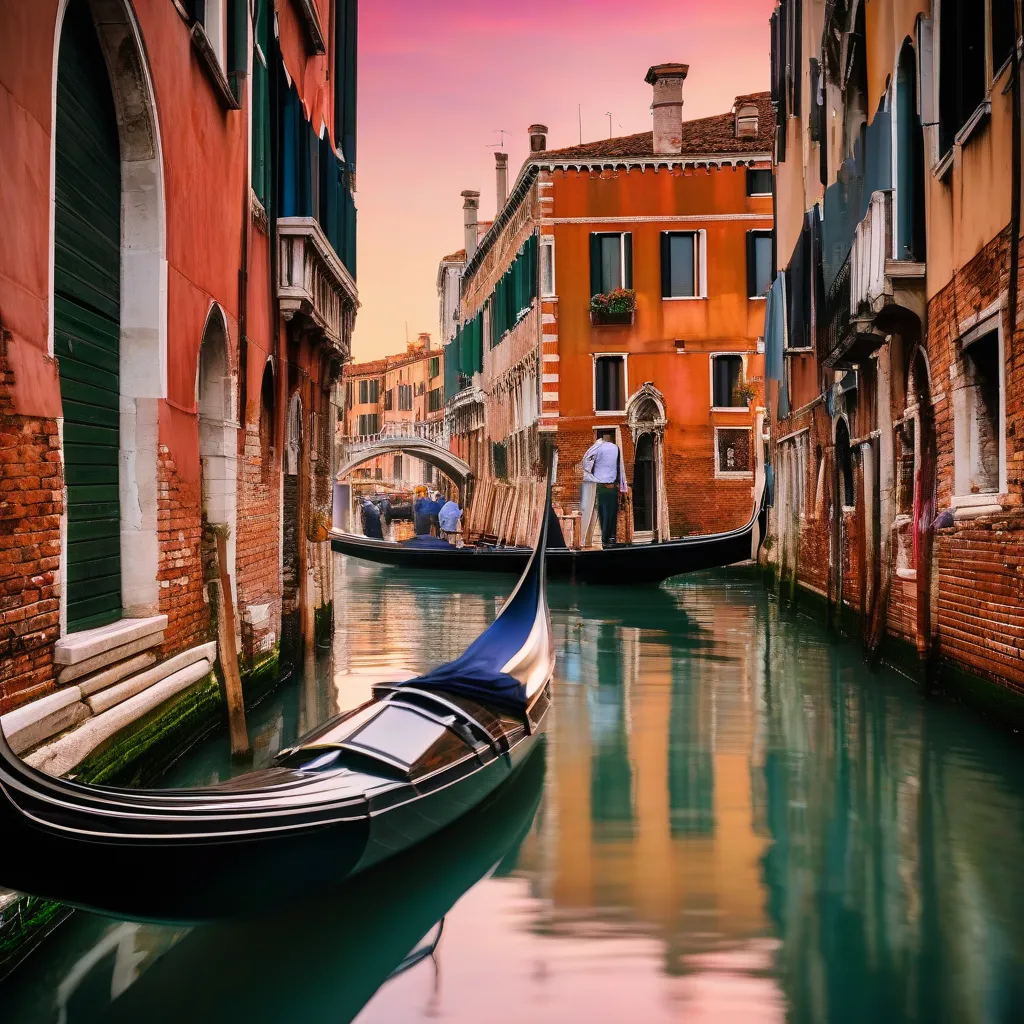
[{"x1": 336, "y1": 421, "x2": 472, "y2": 487}]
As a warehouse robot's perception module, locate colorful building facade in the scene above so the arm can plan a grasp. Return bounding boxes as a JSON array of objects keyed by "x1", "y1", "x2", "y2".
[
  {"x1": 0, "y1": 0, "x2": 358, "y2": 717},
  {"x1": 444, "y1": 69, "x2": 773, "y2": 543},
  {"x1": 765, "y1": 0, "x2": 1024, "y2": 716}
]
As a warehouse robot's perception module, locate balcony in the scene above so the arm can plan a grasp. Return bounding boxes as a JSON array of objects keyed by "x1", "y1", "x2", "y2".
[
  {"x1": 277, "y1": 217, "x2": 358, "y2": 355},
  {"x1": 820, "y1": 190, "x2": 926, "y2": 369}
]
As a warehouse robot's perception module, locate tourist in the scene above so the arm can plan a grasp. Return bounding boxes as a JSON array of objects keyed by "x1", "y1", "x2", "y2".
[
  {"x1": 413, "y1": 485, "x2": 441, "y2": 536},
  {"x1": 582, "y1": 430, "x2": 628, "y2": 548},
  {"x1": 361, "y1": 498, "x2": 384, "y2": 540},
  {"x1": 438, "y1": 498, "x2": 462, "y2": 536}
]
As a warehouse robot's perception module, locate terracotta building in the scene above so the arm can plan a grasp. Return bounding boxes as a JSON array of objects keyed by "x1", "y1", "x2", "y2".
[
  {"x1": 0, "y1": 1, "x2": 358, "y2": 728},
  {"x1": 338, "y1": 336, "x2": 445, "y2": 490},
  {"x1": 764, "y1": 0, "x2": 1024, "y2": 719},
  {"x1": 444, "y1": 68, "x2": 773, "y2": 543}
]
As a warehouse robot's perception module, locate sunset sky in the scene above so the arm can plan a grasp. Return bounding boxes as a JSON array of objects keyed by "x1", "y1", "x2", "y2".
[{"x1": 352, "y1": 0, "x2": 776, "y2": 360}]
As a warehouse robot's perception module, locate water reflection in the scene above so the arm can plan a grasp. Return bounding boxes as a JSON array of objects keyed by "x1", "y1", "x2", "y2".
[{"x1": 4, "y1": 566, "x2": 1024, "y2": 1023}]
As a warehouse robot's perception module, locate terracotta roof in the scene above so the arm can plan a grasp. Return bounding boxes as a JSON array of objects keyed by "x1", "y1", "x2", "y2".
[
  {"x1": 345, "y1": 347, "x2": 439, "y2": 378},
  {"x1": 441, "y1": 248, "x2": 466, "y2": 263},
  {"x1": 539, "y1": 92, "x2": 772, "y2": 161}
]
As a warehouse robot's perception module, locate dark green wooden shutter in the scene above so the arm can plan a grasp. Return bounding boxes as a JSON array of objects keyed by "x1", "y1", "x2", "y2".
[
  {"x1": 623, "y1": 232, "x2": 633, "y2": 289},
  {"x1": 589, "y1": 233, "x2": 601, "y2": 296},
  {"x1": 660, "y1": 232, "x2": 672, "y2": 297},
  {"x1": 746, "y1": 232, "x2": 757, "y2": 298},
  {"x1": 55, "y1": 0, "x2": 122, "y2": 632}
]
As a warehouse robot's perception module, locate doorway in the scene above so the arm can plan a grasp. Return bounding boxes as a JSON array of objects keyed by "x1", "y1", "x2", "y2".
[{"x1": 632, "y1": 433, "x2": 657, "y2": 536}]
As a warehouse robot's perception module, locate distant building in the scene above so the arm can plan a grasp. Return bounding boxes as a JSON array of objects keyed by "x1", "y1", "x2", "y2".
[
  {"x1": 339, "y1": 337, "x2": 445, "y2": 490},
  {"x1": 765, "y1": 0, "x2": 1024, "y2": 714},
  {"x1": 444, "y1": 69, "x2": 773, "y2": 542}
]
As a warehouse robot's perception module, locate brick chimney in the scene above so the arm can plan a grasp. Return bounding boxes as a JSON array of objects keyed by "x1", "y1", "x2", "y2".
[
  {"x1": 645, "y1": 63, "x2": 689, "y2": 156},
  {"x1": 528, "y1": 124, "x2": 548, "y2": 153},
  {"x1": 462, "y1": 190, "x2": 480, "y2": 260},
  {"x1": 495, "y1": 151, "x2": 508, "y2": 211}
]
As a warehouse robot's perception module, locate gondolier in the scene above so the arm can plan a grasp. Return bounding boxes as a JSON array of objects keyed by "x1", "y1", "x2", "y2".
[{"x1": 582, "y1": 430, "x2": 628, "y2": 548}]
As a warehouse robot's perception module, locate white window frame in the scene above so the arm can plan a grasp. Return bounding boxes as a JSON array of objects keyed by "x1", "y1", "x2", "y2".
[
  {"x1": 709, "y1": 352, "x2": 750, "y2": 412},
  {"x1": 593, "y1": 232, "x2": 629, "y2": 293},
  {"x1": 951, "y1": 302, "x2": 1007, "y2": 504},
  {"x1": 204, "y1": 0, "x2": 227, "y2": 69},
  {"x1": 540, "y1": 235, "x2": 556, "y2": 297},
  {"x1": 592, "y1": 352, "x2": 628, "y2": 415},
  {"x1": 714, "y1": 426, "x2": 755, "y2": 479},
  {"x1": 661, "y1": 230, "x2": 707, "y2": 301}
]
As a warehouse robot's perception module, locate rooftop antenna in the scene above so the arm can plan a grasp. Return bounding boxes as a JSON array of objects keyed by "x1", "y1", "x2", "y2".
[{"x1": 488, "y1": 129, "x2": 510, "y2": 149}]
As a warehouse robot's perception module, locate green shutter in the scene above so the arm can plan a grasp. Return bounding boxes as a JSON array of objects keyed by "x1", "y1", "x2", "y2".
[
  {"x1": 589, "y1": 233, "x2": 602, "y2": 297},
  {"x1": 55, "y1": 0, "x2": 122, "y2": 631},
  {"x1": 623, "y1": 232, "x2": 633, "y2": 289}
]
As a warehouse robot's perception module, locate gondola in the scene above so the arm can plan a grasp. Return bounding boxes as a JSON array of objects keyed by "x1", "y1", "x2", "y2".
[
  {"x1": 0, "y1": 476, "x2": 556, "y2": 924},
  {"x1": 332, "y1": 472, "x2": 769, "y2": 586},
  {"x1": 66, "y1": 748, "x2": 547, "y2": 1024}
]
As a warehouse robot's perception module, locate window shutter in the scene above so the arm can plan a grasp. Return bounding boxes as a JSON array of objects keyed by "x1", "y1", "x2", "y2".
[
  {"x1": 698, "y1": 230, "x2": 708, "y2": 297},
  {"x1": 623, "y1": 232, "x2": 633, "y2": 289},
  {"x1": 746, "y1": 232, "x2": 756, "y2": 298},
  {"x1": 660, "y1": 233, "x2": 671, "y2": 297},
  {"x1": 589, "y1": 233, "x2": 601, "y2": 296}
]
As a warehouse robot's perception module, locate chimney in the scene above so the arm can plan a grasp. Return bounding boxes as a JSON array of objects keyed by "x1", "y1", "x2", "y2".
[
  {"x1": 461, "y1": 190, "x2": 480, "y2": 260},
  {"x1": 495, "y1": 151, "x2": 508, "y2": 211},
  {"x1": 418, "y1": 332, "x2": 431, "y2": 351},
  {"x1": 528, "y1": 124, "x2": 548, "y2": 153},
  {"x1": 645, "y1": 63, "x2": 689, "y2": 156}
]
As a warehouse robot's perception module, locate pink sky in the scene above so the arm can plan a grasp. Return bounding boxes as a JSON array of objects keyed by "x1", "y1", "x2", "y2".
[{"x1": 351, "y1": 0, "x2": 776, "y2": 360}]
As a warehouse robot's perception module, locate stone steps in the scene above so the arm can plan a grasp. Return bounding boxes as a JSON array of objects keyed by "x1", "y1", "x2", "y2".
[{"x1": 0, "y1": 639, "x2": 217, "y2": 771}]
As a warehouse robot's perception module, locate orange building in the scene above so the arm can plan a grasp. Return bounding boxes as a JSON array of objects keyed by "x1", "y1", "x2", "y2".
[{"x1": 446, "y1": 66, "x2": 773, "y2": 541}]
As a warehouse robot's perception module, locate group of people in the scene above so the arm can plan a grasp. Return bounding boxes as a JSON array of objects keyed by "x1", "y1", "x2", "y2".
[{"x1": 360, "y1": 484, "x2": 462, "y2": 543}]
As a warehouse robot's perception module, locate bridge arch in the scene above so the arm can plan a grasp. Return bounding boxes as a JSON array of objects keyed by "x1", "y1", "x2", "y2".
[{"x1": 337, "y1": 431, "x2": 472, "y2": 490}]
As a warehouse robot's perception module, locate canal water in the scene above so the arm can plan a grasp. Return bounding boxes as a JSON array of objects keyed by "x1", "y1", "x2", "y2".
[{"x1": 4, "y1": 559, "x2": 1024, "y2": 1022}]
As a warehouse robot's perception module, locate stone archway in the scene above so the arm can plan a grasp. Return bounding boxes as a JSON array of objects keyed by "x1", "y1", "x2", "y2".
[
  {"x1": 52, "y1": 0, "x2": 167, "y2": 633},
  {"x1": 197, "y1": 304, "x2": 237, "y2": 602},
  {"x1": 625, "y1": 383, "x2": 670, "y2": 541}
]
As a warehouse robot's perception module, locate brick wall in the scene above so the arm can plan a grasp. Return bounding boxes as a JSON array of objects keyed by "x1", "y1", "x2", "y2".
[
  {"x1": 0, "y1": 341, "x2": 61, "y2": 713},
  {"x1": 156, "y1": 443, "x2": 210, "y2": 659}
]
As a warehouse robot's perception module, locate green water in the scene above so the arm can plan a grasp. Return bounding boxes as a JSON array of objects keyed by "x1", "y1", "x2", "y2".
[{"x1": 4, "y1": 560, "x2": 1024, "y2": 1022}]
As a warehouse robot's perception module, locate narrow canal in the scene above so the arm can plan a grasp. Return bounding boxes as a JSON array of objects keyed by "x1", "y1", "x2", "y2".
[{"x1": 5, "y1": 559, "x2": 1024, "y2": 1022}]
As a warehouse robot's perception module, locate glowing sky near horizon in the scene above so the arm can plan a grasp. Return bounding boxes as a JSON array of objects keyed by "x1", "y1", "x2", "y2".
[{"x1": 351, "y1": 0, "x2": 775, "y2": 360}]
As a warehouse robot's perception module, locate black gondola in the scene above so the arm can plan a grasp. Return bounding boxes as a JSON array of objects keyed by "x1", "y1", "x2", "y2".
[
  {"x1": 0, "y1": 477, "x2": 556, "y2": 924},
  {"x1": 332, "y1": 474, "x2": 769, "y2": 585}
]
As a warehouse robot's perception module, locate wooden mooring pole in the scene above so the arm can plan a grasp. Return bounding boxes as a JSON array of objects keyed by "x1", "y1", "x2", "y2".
[{"x1": 215, "y1": 530, "x2": 251, "y2": 761}]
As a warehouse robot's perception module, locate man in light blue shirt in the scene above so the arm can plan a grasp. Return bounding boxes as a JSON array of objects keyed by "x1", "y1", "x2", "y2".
[
  {"x1": 438, "y1": 499, "x2": 462, "y2": 535},
  {"x1": 582, "y1": 431, "x2": 628, "y2": 547}
]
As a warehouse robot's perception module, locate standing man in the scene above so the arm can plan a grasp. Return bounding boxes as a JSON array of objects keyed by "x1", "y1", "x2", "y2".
[{"x1": 582, "y1": 430, "x2": 628, "y2": 548}]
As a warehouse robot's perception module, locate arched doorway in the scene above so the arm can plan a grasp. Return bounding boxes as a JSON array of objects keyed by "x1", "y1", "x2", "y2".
[
  {"x1": 625, "y1": 383, "x2": 669, "y2": 541},
  {"x1": 197, "y1": 307, "x2": 237, "y2": 600},
  {"x1": 55, "y1": 0, "x2": 123, "y2": 631},
  {"x1": 895, "y1": 40, "x2": 926, "y2": 261},
  {"x1": 54, "y1": 0, "x2": 166, "y2": 633},
  {"x1": 835, "y1": 417, "x2": 855, "y2": 508},
  {"x1": 282, "y1": 390, "x2": 303, "y2": 623}
]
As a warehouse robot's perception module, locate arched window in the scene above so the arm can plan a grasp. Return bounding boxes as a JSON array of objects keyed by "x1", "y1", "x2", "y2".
[
  {"x1": 835, "y1": 418, "x2": 855, "y2": 508},
  {"x1": 260, "y1": 363, "x2": 275, "y2": 481}
]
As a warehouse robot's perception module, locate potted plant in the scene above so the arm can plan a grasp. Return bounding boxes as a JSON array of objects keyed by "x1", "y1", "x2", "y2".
[
  {"x1": 590, "y1": 288, "x2": 636, "y2": 326},
  {"x1": 733, "y1": 375, "x2": 757, "y2": 407}
]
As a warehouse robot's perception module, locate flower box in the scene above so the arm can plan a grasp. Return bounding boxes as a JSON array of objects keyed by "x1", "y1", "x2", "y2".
[
  {"x1": 591, "y1": 309, "x2": 634, "y2": 326},
  {"x1": 589, "y1": 288, "x2": 636, "y2": 326}
]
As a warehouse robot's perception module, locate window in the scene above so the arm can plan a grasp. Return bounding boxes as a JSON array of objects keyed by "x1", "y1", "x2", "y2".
[
  {"x1": 383, "y1": 389, "x2": 393, "y2": 411},
  {"x1": 746, "y1": 231, "x2": 773, "y2": 297},
  {"x1": 746, "y1": 168, "x2": 772, "y2": 196},
  {"x1": 594, "y1": 355, "x2": 626, "y2": 412},
  {"x1": 938, "y1": 0, "x2": 987, "y2": 154},
  {"x1": 358, "y1": 380, "x2": 368, "y2": 404},
  {"x1": 541, "y1": 237, "x2": 556, "y2": 296},
  {"x1": 369, "y1": 379, "x2": 380, "y2": 403},
  {"x1": 712, "y1": 355, "x2": 745, "y2": 408},
  {"x1": 345, "y1": 381, "x2": 353, "y2": 409},
  {"x1": 835, "y1": 418, "x2": 855, "y2": 507},
  {"x1": 715, "y1": 428, "x2": 753, "y2": 476},
  {"x1": 251, "y1": 0, "x2": 270, "y2": 202},
  {"x1": 428, "y1": 387, "x2": 443, "y2": 413},
  {"x1": 356, "y1": 413, "x2": 379, "y2": 435},
  {"x1": 398, "y1": 384, "x2": 413, "y2": 411},
  {"x1": 956, "y1": 327, "x2": 1003, "y2": 495},
  {"x1": 589, "y1": 233, "x2": 633, "y2": 295},
  {"x1": 429, "y1": 356, "x2": 440, "y2": 379},
  {"x1": 991, "y1": 0, "x2": 1017, "y2": 76},
  {"x1": 393, "y1": 454, "x2": 403, "y2": 479},
  {"x1": 660, "y1": 232, "x2": 702, "y2": 298}
]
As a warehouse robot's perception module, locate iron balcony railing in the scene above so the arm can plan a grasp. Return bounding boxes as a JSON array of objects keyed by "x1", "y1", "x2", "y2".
[{"x1": 819, "y1": 251, "x2": 851, "y2": 367}]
